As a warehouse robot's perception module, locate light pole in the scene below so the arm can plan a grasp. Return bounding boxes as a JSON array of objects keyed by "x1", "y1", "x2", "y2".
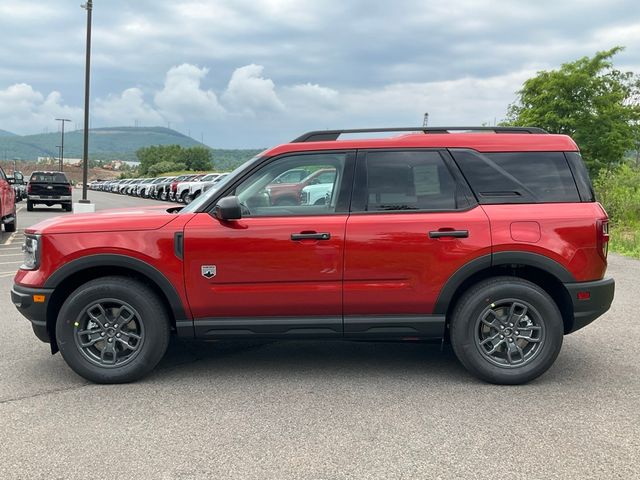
[
  {"x1": 80, "y1": 0, "x2": 93, "y2": 204},
  {"x1": 55, "y1": 118, "x2": 71, "y2": 172},
  {"x1": 56, "y1": 145, "x2": 63, "y2": 169}
]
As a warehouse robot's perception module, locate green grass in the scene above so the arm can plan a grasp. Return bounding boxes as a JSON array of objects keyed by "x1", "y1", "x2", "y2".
[{"x1": 609, "y1": 223, "x2": 640, "y2": 258}]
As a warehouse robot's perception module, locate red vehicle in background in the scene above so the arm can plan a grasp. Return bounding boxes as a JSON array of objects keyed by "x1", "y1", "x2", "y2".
[
  {"x1": 168, "y1": 174, "x2": 200, "y2": 201},
  {"x1": 0, "y1": 165, "x2": 17, "y2": 233},
  {"x1": 266, "y1": 168, "x2": 337, "y2": 206}
]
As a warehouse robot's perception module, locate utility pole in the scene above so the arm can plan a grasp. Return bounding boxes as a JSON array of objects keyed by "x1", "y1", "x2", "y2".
[
  {"x1": 423, "y1": 112, "x2": 429, "y2": 128},
  {"x1": 55, "y1": 118, "x2": 71, "y2": 171},
  {"x1": 80, "y1": 0, "x2": 93, "y2": 204},
  {"x1": 56, "y1": 146, "x2": 62, "y2": 169}
]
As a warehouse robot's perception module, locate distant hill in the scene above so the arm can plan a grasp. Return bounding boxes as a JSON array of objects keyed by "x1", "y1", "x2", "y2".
[{"x1": 0, "y1": 126, "x2": 263, "y2": 171}]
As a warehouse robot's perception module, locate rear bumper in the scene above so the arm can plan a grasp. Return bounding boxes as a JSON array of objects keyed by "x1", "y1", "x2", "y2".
[
  {"x1": 564, "y1": 277, "x2": 615, "y2": 333},
  {"x1": 11, "y1": 284, "x2": 53, "y2": 343},
  {"x1": 28, "y1": 195, "x2": 72, "y2": 202}
]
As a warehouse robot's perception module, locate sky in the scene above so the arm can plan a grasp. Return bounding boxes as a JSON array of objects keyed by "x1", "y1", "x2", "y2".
[{"x1": 0, "y1": 0, "x2": 638, "y2": 148}]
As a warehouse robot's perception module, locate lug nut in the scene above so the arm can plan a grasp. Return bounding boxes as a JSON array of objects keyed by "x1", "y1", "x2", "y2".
[
  {"x1": 104, "y1": 323, "x2": 109, "y2": 328},
  {"x1": 100, "y1": 332, "x2": 105, "y2": 337},
  {"x1": 114, "y1": 324, "x2": 118, "y2": 328},
  {"x1": 499, "y1": 335, "x2": 504, "y2": 339},
  {"x1": 500, "y1": 325, "x2": 505, "y2": 330},
  {"x1": 509, "y1": 323, "x2": 514, "y2": 327},
  {"x1": 116, "y1": 333, "x2": 121, "y2": 338},
  {"x1": 508, "y1": 338, "x2": 514, "y2": 342},
  {"x1": 107, "y1": 338, "x2": 113, "y2": 343},
  {"x1": 515, "y1": 331, "x2": 519, "y2": 335}
]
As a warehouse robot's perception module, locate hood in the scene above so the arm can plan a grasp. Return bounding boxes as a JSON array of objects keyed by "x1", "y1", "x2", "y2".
[{"x1": 25, "y1": 206, "x2": 180, "y2": 235}]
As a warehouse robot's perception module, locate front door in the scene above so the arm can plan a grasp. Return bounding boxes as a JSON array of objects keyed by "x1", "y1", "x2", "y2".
[{"x1": 183, "y1": 151, "x2": 355, "y2": 338}]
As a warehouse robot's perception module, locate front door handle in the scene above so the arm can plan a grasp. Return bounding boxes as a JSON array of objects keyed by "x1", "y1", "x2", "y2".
[
  {"x1": 291, "y1": 232, "x2": 331, "y2": 241},
  {"x1": 429, "y1": 229, "x2": 469, "y2": 239}
]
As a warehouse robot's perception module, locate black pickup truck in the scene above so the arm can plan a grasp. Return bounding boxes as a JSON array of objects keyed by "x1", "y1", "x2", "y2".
[{"x1": 27, "y1": 171, "x2": 73, "y2": 212}]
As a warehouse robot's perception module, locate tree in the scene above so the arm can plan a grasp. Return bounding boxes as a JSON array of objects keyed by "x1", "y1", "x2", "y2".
[
  {"x1": 504, "y1": 47, "x2": 640, "y2": 172},
  {"x1": 147, "y1": 161, "x2": 186, "y2": 176},
  {"x1": 179, "y1": 146, "x2": 213, "y2": 171},
  {"x1": 136, "y1": 144, "x2": 182, "y2": 174}
]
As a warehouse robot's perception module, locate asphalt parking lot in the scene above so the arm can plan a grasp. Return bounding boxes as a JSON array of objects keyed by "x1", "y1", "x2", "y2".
[{"x1": 0, "y1": 191, "x2": 638, "y2": 479}]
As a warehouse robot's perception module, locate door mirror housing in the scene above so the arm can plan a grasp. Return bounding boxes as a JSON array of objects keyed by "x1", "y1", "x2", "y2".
[
  {"x1": 215, "y1": 196, "x2": 242, "y2": 221},
  {"x1": 7, "y1": 177, "x2": 15, "y2": 185}
]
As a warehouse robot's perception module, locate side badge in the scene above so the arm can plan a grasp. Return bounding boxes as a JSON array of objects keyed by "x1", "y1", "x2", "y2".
[{"x1": 201, "y1": 265, "x2": 216, "y2": 279}]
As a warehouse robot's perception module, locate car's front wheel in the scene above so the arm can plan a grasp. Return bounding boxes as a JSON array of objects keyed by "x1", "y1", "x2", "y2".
[
  {"x1": 450, "y1": 277, "x2": 563, "y2": 385},
  {"x1": 56, "y1": 276, "x2": 170, "y2": 383}
]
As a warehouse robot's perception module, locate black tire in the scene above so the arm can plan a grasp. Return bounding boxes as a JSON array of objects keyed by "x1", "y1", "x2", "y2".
[
  {"x1": 56, "y1": 276, "x2": 170, "y2": 384},
  {"x1": 27, "y1": 200, "x2": 33, "y2": 212},
  {"x1": 450, "y1": 277, "x2": 563, "y2": 385},
  {"x1": 63, "y1": 203, "x2": 72, "y2": 212},
  {"x1": 4, "y1": 212, "x2": 16, "y2": 232}
]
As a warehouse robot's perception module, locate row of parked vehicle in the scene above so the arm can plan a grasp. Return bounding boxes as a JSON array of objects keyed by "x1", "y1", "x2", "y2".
[{"x1": 89, "y1": 173, "x2": 229, "y2": 204}]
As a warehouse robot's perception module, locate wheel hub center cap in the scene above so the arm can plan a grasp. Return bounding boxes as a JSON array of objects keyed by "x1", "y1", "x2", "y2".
[
  {"x1": 107, "y1": 328, "x2": 116, "y2": 337},
  {"x1": 504, "y1": 328, "x2": 512, "y2": 336}
]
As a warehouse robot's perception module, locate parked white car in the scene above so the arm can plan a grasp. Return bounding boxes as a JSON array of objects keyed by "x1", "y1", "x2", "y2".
[{"x1": 300, "y1": 182, "x2": 334, "y2": 206}]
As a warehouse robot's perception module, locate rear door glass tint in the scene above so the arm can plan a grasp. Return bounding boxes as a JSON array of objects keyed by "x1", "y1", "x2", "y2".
[{"x1": 30, "y1": 173, "x2": 69, "y2": 183}]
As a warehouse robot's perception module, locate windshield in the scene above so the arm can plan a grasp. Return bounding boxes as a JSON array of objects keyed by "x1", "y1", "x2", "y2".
[{"x1": 180, "y1": 155, "x2": 264, "y2": 214}]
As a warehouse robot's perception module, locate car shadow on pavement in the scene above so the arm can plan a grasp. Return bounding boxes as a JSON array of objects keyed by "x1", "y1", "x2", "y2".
[{"x1": 156, "y1": 337, "x2": 474, "y2": 383}]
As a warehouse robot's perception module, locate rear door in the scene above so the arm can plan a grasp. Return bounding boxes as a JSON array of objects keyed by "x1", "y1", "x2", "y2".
[{"x1": 343, "y1": 149, "x2": 491, "y2": 338}]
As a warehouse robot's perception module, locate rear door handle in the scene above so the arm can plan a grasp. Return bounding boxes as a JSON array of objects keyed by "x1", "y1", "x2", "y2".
[
  {"x1": 429, "y1": 229, "x2": 469, "y2": 239},
  {"x1": 291, "y1": 232, "x2": 331, "y2": 241}
]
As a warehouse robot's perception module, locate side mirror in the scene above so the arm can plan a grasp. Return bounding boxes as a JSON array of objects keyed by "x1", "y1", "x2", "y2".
[
  {"x1": 214, "y1": 196, "x2": 242, "y2": 221},
  {"x1": 7, "y1": 177, "x2": 15, "y2": 185},
  {"x1": 14, "y1": 172, "x2": 24, "y2": 184}
]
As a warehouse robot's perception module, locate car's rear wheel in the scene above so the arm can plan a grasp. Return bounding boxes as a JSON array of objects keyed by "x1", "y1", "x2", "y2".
[
  {"x1": 450, "y1": 277, "x2": 563, "y2": 385},
  {"x1": 56, "y1": 276, "x2": 170, "y2": 384},
  {"x1": 26, "y1": 200, "x2": 33, "y2": 211}
]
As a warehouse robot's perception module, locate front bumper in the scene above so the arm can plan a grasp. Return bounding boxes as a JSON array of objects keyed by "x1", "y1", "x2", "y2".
[
  {"x1": 564, "y1": 277, "x2": 615, "y2": 333},
  {"x1": 11, "y1": 284, "x2": 54, "y2": 343}
]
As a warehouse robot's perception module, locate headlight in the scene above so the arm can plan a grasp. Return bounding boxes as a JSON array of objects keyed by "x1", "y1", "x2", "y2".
[{"x1": 21, "y1": 235, "x2": 40, "y2": 270}]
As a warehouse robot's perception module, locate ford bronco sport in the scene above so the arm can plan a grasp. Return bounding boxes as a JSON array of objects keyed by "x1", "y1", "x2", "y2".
[{"x1": 11, "y1": 127, "x2": 615, "y2": 384}]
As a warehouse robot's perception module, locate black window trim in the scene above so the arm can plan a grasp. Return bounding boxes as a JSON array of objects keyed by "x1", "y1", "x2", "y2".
[
  {"x1": 200, "y1": 149, "x2": 357, "y2": 218},
  {"x1": 349, "y1": 148, "x2": 478, "y2": 215}
]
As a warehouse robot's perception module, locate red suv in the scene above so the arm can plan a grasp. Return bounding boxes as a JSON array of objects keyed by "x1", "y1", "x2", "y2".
[
  {"x1": 11, "y1": 127, "x2": 615, "y2": 384},
  {"x1": 1, "y1": 165, "x2": 17, "y2": 233}
]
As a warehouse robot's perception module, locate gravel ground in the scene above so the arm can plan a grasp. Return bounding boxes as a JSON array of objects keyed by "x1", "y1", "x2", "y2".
[{"x1": 0, "y1": 191, "x2": 638, "y2": 479}]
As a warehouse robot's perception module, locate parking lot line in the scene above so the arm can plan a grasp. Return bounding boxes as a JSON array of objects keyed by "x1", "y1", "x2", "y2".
[
  {"x1": 0, "y1": 253, "x2": 23, "y2": 257},
  {"x1": 0, "y1": 261, "x2": 23, "y2": 265}
]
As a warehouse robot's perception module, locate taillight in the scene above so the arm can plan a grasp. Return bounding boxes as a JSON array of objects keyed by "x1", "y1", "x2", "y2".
[
  {"x1": 27, "y1": 183, "x2": 32, "y2": 193},
  {"x1": 597, "y1": 219, "x2": 609, "y2": 260}
]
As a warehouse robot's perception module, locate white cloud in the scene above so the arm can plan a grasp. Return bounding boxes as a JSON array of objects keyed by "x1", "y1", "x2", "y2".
[
  {"x1": 0, "y1": 83, "x2": 81, "y2": 134},
  {"x1": 222, "y1": 64, "x2": 284, "y2": 116},
  {"x1": 94, "y1": 88, "x2": 164, "y2": 126},
  {"x1": 282, "y1": 83, "x2": 340, "y2": 112},
  {"x1": 154, "y1": 64, "x2": 225, "y2": 121}
]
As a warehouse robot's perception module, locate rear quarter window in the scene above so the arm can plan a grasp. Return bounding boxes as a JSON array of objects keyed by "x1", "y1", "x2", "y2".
[{"x1": 450, "y1": 150, "x2": 580, "y2": 203}]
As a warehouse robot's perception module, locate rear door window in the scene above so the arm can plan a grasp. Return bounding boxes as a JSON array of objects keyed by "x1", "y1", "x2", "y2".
[{"x1": 357, "y1": 150, "x2": 461, "y2": 211}]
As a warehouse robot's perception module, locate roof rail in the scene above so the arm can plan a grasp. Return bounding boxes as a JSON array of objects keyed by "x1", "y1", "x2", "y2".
[{"x1": 291, "y1": 126, "x2": 548, "y2": 143}]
